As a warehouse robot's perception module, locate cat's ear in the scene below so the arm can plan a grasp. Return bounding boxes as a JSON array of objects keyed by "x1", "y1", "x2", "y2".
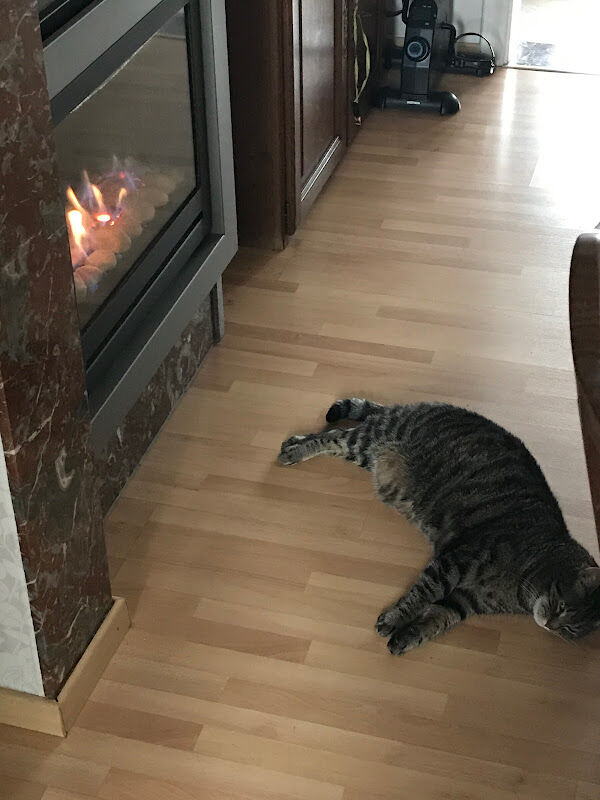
[{"x1": 575, "y1": 567, "x2": 600, "y2": 595}]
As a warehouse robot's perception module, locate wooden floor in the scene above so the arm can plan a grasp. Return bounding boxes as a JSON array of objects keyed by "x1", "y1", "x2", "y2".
[{"x1": 5, "y1": 68, "x2": 600, "y2": 799}]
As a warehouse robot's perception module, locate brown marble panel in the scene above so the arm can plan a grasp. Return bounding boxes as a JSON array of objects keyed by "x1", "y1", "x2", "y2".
[
  {"x1": 0, "y1": 1, "x2": 112, "y2": 698},
  {"x1": 95, "y1": 296, "x2": 215, "y2": 515}
]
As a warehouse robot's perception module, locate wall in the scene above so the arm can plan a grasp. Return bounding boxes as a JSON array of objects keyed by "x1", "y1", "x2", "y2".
[
  {"x1": 479, "y1": 0, "x2": 514, "y2": 65},
  {"x1": 453, "y1": 0, "x2": 484, "y2": 32},
  {"x1": 0, "y1": 432, "x2": 44, "y2": 696}
]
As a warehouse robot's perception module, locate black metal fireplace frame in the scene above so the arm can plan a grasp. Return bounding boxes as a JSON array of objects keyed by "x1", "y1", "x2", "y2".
[
  {"x1": 46, "y1": 0, "x2": 211, "y2": 366},
  {"x1": 42, "y1": 0, "x2": 237, "y2": 443},
  {"x1": 39, "y1": 0, "x2": 93, "y2": 40}
]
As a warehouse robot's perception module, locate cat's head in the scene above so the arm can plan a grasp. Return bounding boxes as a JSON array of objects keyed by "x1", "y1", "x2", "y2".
[{"x1": 533, "y1": 567, "x2": 600, "y2": 640}]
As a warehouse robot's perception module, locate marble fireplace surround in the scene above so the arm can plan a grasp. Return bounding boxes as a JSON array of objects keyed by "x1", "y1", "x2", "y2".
[{"x1": 0, "y1": 0, "x2": 236, "y2": 708}]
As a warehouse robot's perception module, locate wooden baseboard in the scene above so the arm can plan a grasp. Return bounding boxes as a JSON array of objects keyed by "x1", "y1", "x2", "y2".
[
  {"x1": 0, "y1": 597, "x2": 130, "y2": 737},
  {"x1": 0, "y1": 686, "x2": 66, "y2": 737},
  {"x1": 299, "y1": 137, "x2": 345, "y2": 224}
]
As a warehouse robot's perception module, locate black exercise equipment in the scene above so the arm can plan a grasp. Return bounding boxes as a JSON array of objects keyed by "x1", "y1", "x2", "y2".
[{"x1": 378, "y1": 0, "x2": 460, "y2": 116}]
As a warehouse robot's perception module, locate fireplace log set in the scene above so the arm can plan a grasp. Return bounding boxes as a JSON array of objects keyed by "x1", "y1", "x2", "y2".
[{"x1": 67, "y1": 163, "x2": 184, "y2": 303}]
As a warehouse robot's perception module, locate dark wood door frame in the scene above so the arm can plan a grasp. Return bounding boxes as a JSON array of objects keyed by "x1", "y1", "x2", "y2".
[{"x1": 282, "y1": 0, "x2": 298, "y2": 237}]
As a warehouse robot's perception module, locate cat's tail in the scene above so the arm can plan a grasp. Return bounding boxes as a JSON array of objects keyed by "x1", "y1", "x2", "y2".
[{"x1": 326, "y1": 397, "x2": 387, "y2": 424}]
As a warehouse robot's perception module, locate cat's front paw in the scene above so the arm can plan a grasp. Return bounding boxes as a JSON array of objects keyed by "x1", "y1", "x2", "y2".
[
  {"x1": 278, "y1": 435, "x2": 307, "y2": 465},
  {"x1": 375, "y1": 606, "x2": 402, "y2": 637},
  {"x1": 387, "y1": 625, "x2": 423, "y2": 655}
]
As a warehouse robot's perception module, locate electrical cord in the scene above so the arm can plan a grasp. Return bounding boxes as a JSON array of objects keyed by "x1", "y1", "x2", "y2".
[
  {"x1": 353, "y1": 2, "x2": 371, "y2": 124},
  {"x1": 385, "y1": 0, "x2": 410, "y2": 21},
  {"x1": 453, "y1": 32, "x2": 496, "y2": 66}
]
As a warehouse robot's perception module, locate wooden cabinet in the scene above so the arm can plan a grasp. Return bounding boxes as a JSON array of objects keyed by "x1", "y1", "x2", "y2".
[
  {"x1": 226, "y1": 0, "x2": 349, "y2": 249},
  {"x1": 287, "y1": 0, "x2": 347, "y2": 227}
]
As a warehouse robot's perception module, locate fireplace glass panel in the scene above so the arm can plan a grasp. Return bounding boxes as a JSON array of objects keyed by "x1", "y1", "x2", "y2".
[
  {"x1": 53, "y1": 9, "x2": 197, "y2": 329},
  {"x1": 38, "y1": 0, "x2": 95, "y2": 39}
]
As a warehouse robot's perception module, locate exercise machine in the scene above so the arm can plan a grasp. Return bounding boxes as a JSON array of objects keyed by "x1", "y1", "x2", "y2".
[{"x1": 379, "y1": 0, "x2": 460, "y2": 115}]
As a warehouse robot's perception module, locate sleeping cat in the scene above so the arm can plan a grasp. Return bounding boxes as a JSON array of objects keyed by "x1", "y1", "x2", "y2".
[{"x1": 279, "y1": 399, "x2": 600, "y2": 654}]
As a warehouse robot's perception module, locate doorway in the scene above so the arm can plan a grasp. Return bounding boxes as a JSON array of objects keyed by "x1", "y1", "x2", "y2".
[{"x1": 509, "y1": 0, "x2": 600, "y2": 73}]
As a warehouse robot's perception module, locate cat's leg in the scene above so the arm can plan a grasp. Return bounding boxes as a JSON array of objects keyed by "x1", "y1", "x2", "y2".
[
  {"x1": 375, "y1": 555, "x2": 462, "y2": 636},
  {"x1": 386, "y1": 593, "x2": 470, "y2": 655},
  {"x1": 373, "y1": 448, "x2": 412, "y2": 510},
  {"x1": 279, "y1": 429, "x2": 356, "y2": 465},
  {"x1": 279, "y1": 421, "x2": 386, "y2": 468},
  {"x1": 326, "y1": 398, "x2": 387, "y2": 424}
]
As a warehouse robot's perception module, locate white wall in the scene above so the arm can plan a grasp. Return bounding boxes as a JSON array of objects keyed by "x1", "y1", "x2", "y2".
[
  {"x1": 0, "y1": 434, "x2": 44, "y2": 696},
  {"x1": 393, "y1": 0, "x2": 514, "y2": 66},
  {"x1": 452, "y1": 0, "x2": 484, "y2": 34},
  {"x1": 480, "y1": 0, "x2": 514, "y2": 65}
]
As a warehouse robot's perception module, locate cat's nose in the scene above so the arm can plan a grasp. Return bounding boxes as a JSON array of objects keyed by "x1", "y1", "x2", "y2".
[{"x1": 545, "y1": 617, "x2": 561, "y2": 630}]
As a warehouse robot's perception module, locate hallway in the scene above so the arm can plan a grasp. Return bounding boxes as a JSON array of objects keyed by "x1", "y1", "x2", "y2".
[
  {"x1": 513, "y1": 0, "x2": 600, "y2": 73},
  {"x1": 3, "y1": 67, "x2": 600, "y2": 799}
]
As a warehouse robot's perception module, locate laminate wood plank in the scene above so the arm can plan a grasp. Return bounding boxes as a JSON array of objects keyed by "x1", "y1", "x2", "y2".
[
  {"x1": 225, "y1": 320, "x2": 435, "y2": 364},
  {"x1": 97, "y1": 768, "x2": 246, "y2": 800},
  {"x1": 87, "y1": 677, "x2": 577, "y2": 792},
  {"x1": 219, "y1": 678, "x2": 599, "y2": 785},
  {"x1": 58, "y1": 728, "x2": 345, "y2": 800},
  {"x1": 305, "y1": 640, "x2": 600, "y2": 721},
  {"x1": 578, "y1": 782, "x2": 600, "y2": 800},
  {"x1": 112, "y1": 560, "x2": 384, "y2": 631},
  {"x1": 145, "y1": 502, "x2": 421, "y2": 568},
  {"x1": 0, "y1": 743, "x2": 109, "y2": 796},
  {"x1": 2, "y1": 776, "x2": 47, "y2": 800},
  {"x1": 194, "y1": 724, "x2": 524, "y2": 800},
  {"x1": 443, "y1": 691, "x2": 600, "y2": 754},
  {"x1": 127, "y1": 587, "x2": 311, "y2": 663},
  {"x1": 144, "y1": 440, "x2": 374, "y2": 501},
  {"x1": 75, "y1": 701, "x2": 202, "y2": 751},
  {"x1": 103, "y1": 653, "x2": 227, "y2": 702}
]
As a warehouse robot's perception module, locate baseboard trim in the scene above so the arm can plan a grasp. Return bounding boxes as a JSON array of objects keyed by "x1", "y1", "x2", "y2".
[
  {"x1": 0, "y1": 597, "x2": 130, "y2": 737},
  {"x1": 299, "y1": 136, "x2": 345, "y2": 224},
  {"x1": 0, "y1": 686, "x2": 66, "y2": 737}
]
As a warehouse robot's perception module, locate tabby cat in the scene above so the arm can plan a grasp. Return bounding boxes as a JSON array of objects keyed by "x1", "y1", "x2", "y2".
[{"x1": 279, "y1": 399, "x2": 600, "y2": 654}]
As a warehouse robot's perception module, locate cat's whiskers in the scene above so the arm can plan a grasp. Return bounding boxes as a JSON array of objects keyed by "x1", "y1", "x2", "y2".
[{"x1": 519, "y1": 578, "x2": 539, "y2": 606}]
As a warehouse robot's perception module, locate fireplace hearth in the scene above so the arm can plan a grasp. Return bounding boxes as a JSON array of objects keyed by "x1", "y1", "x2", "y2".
[
  {"x1": 40, "y1": 0, "x2": 236, "y2": 445},
  {"x1": 0, "y1": 0, "x2": 234, "y2": 713}
]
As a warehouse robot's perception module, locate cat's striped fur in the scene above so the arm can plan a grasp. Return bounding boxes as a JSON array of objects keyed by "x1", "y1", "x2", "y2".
[{"x1": 279, "y1": 400, "x2": 600, "y2": 654}]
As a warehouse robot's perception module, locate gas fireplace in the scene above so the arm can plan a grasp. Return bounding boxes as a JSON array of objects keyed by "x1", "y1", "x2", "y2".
[
  {"x1": 64, "y1": 155, "x2": 193, "y2": 327},
  {"x1": 40, "y1": 0, "x2": 236, "y2": 443}
]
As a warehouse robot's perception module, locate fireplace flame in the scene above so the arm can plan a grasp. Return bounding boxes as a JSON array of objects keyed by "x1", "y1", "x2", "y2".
[
  {"x1": 91, "y1": 184, "x2": 107, "y2": 215},
  {"x1": 117, "y1": 187, "x2": 127, "y2": 211},
  {"x1": 66, "y1": 187, "x2": 86, "y2": 216},
  {"x1": 65, "y1": 160, "x2": 138, "y2": 268},
  {"x1": 67, "y1": 209, "x2": 88, "y2": 264},
  {"x1": 64, "y1": 157, "x2": 178, "y2": 280}
]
